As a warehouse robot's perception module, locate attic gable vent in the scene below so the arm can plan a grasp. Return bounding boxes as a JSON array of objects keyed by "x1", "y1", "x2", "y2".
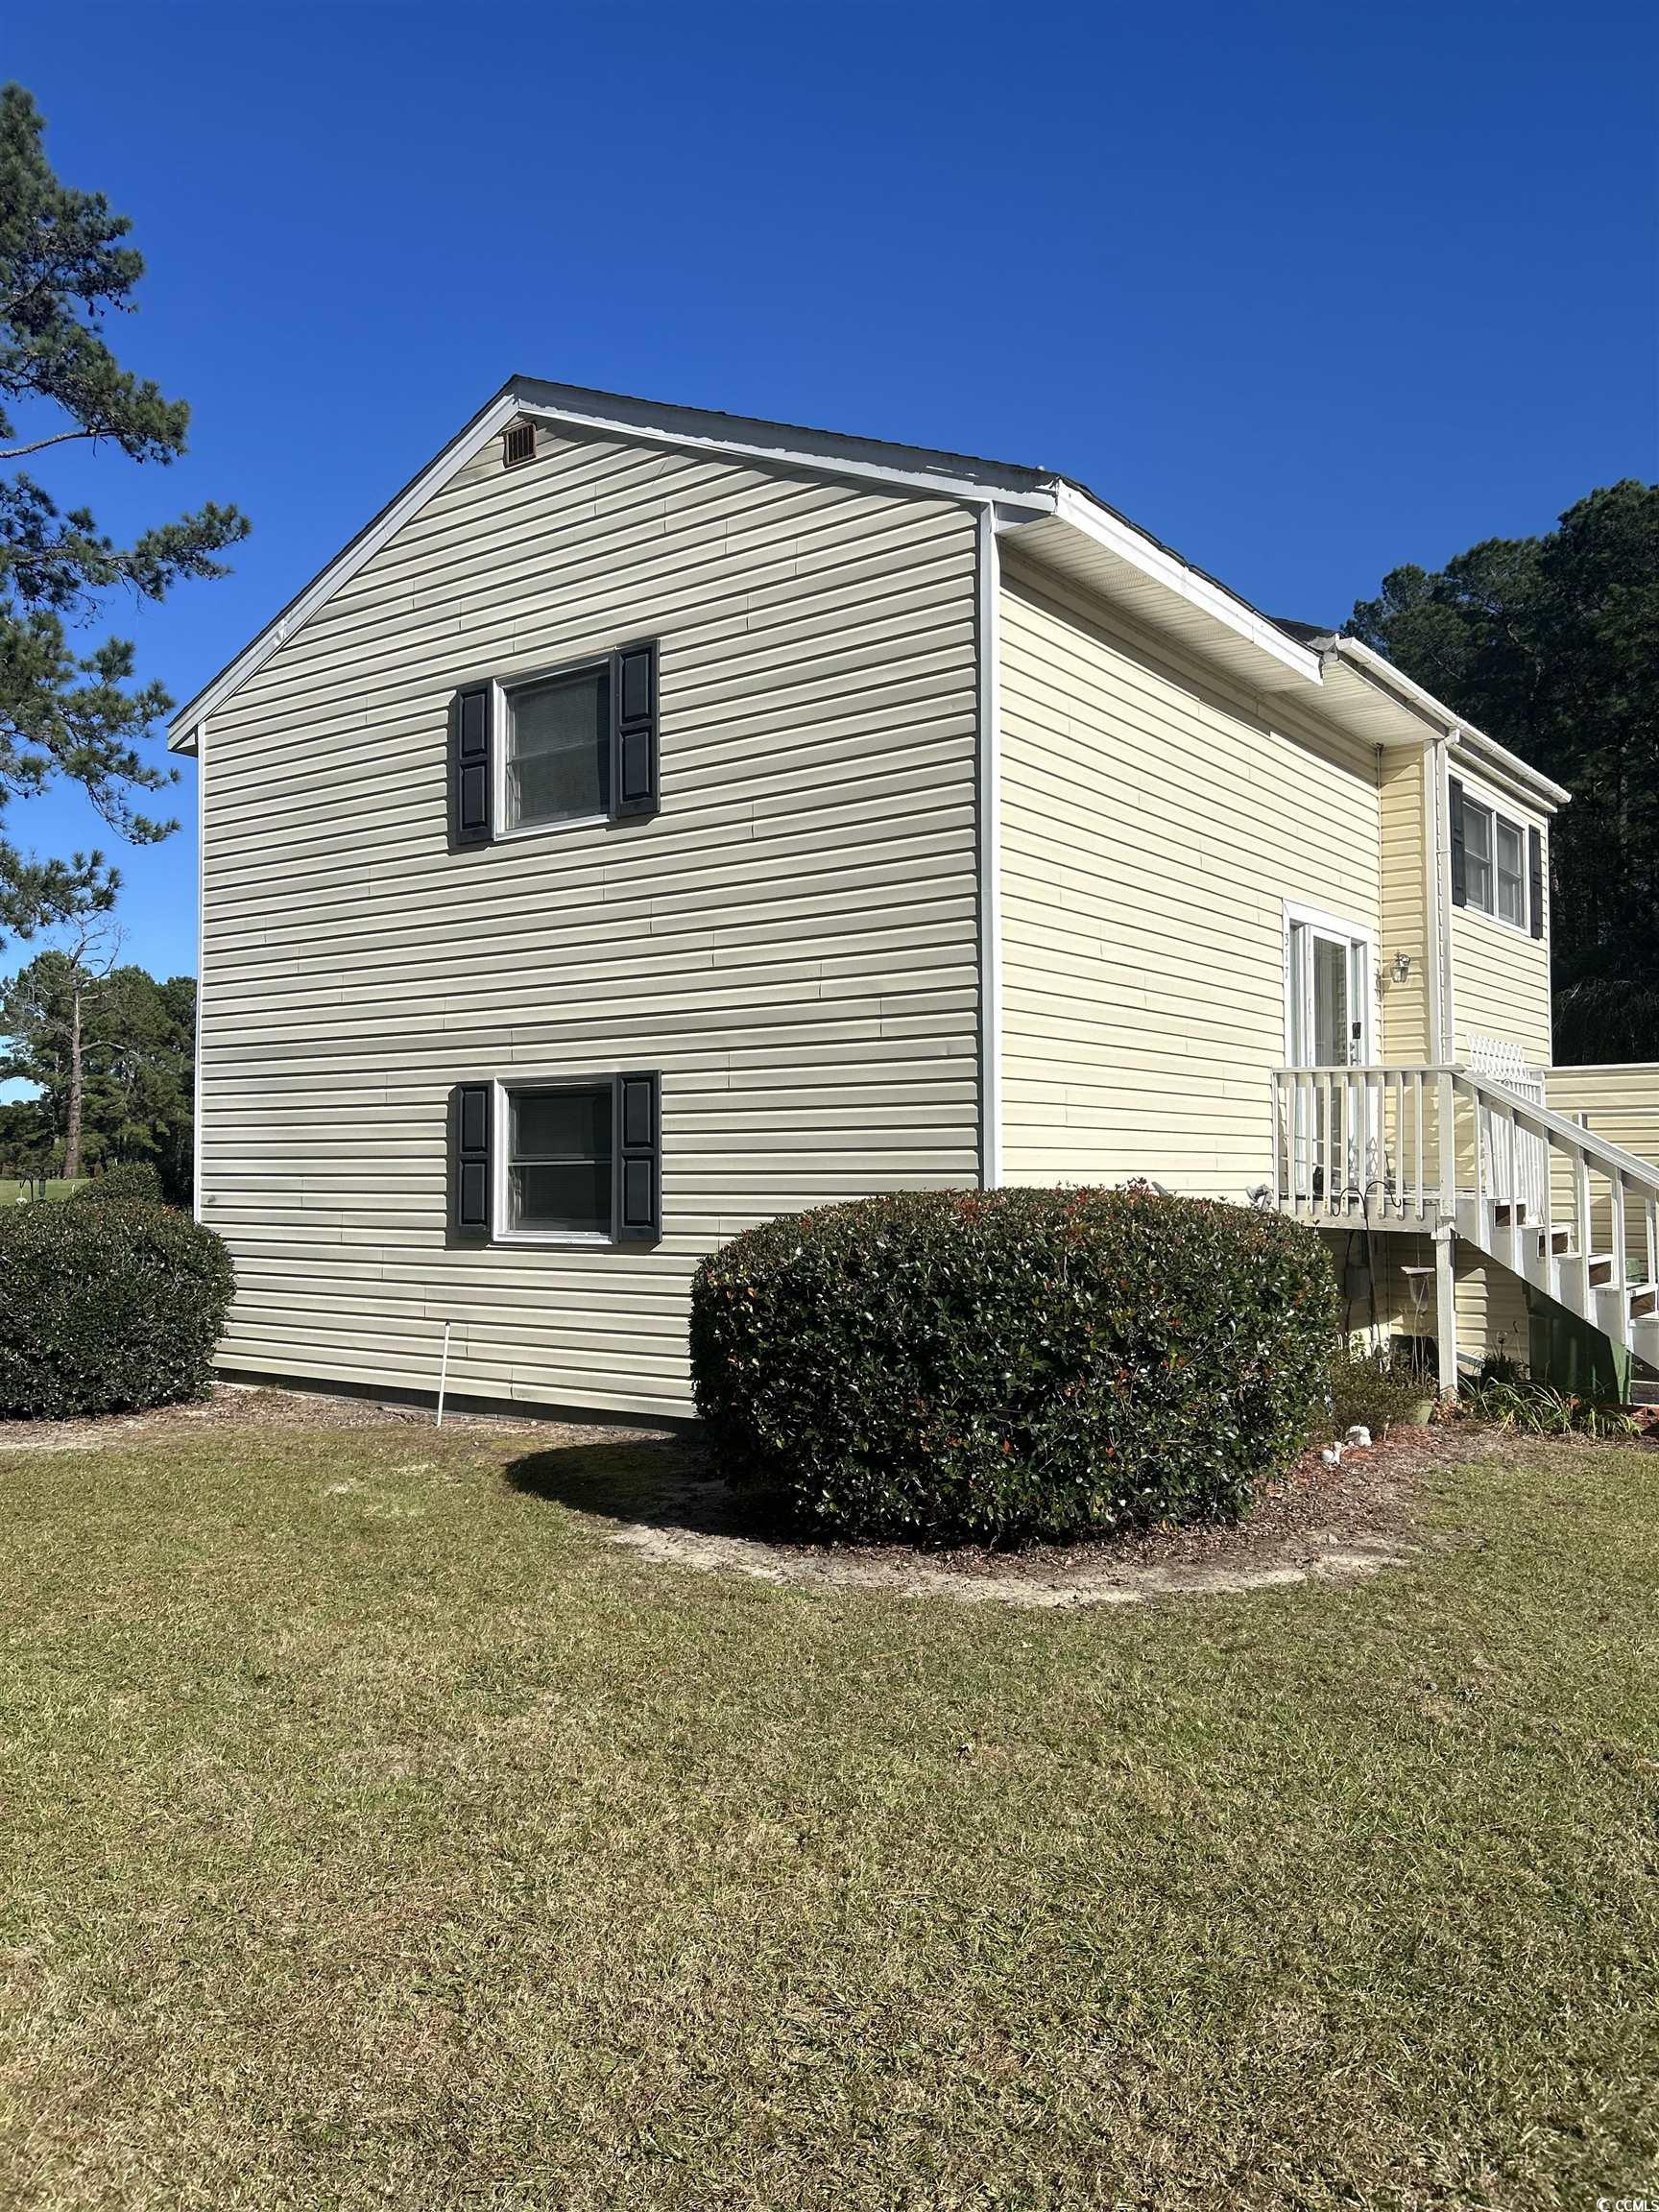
[{"x1": 502, "y1": 420, "x2": 536, "y2": 469}]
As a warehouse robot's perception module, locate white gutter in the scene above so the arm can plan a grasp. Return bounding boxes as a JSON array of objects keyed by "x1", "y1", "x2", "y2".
[{"x1": 1316, "y1": 634, "x2": 1570, "y2": 812}]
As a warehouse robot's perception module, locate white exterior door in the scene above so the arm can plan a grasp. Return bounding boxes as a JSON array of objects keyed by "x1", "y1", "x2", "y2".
[{"x1": 1286, "y1": 911, "x2": 1374, "y2": 1201}]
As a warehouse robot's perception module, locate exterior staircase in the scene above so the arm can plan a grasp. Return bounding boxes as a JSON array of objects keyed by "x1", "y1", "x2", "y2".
[{"x1": 1270, "y1": 1062, "x2": 1659, "y2": 1379}]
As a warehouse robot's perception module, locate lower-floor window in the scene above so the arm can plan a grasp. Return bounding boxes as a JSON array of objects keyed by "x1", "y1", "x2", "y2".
[
  {"x1": 450, "y1": 1070, "x2": 661, "y2": 1245},
  {"x1": 508, "y1": 1085, "x2": 613, "y2": 1238}
]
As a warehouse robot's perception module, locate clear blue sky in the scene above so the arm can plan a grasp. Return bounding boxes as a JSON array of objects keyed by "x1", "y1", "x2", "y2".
[{"x1": 7, "y1": 0, "x2": 1656, "y2": 990}]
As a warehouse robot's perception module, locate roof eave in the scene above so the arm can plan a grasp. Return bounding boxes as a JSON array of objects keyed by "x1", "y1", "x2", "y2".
[{"x1": 1310, "y1": 634, "x2": 1571, "y2": 810}]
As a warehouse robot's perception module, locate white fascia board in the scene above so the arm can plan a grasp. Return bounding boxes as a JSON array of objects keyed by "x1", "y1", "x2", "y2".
[
  {"x1": 167, "y1": 387, "x2": 524, "y2": 751},
  {"x1": 1050, "y1": 481, "x2": 1325, "y2": 689}
]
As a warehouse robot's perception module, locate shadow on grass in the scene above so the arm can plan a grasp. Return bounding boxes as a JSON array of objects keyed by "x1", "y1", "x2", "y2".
[{"x1": 502, "y1": 1437, "x2": 799, "y2": 1542}]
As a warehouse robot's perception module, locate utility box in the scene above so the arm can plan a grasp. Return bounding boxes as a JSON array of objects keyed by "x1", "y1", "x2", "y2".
[{"x1": 1527, "y1": 1288, "x2": 1632, "y2": 1402}]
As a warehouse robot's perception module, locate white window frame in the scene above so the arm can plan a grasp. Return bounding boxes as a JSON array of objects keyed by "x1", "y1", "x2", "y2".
[
  {"x1": 491, "y1": 652, "x2": 612, "y2": 844},
  {"x1": 1456, "y1": 774, "x2": 1536, "y2": 937},
  {"x1": 492, "y1": 1073, "x2": 619, "y2": 1247},
  {"x1": 1283, "y1": 902, "x2": 1376, "y2": 1066}
]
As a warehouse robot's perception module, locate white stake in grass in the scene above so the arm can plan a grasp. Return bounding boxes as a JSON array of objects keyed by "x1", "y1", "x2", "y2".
[{"x1": 436, "y1": 1320, "x2": 451, "y2": 1430}]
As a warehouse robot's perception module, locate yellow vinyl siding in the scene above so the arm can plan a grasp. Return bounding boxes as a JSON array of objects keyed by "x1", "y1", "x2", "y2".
[
  {"x1": 1342, "y1": 1233, "x2": 1529, "y2": 1366},
  {"x1": 1543, "y1": 1065, "x2": 1659, "y2": 1169},
  {"x1": 1544, "y1": 1063, "x2": 1659, "y2": 1262},
  {"x1": 998, "y1": 558, "x2": 1382, "y2": 1198},
  {"x1": 1450, "y1": 779, "x2": 1551, "y2": 1067},
  {"x1": 200, "y1": 430, "x2": 982, "y2": 1417},
  {"x1": 1378, "y1": 751, "x2": 1431, "y2": 1062}
]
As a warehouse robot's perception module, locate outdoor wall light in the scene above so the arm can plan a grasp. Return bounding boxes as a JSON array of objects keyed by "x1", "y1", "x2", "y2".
[{"x1": 1391, "y1": 951, "x2": 1412, "y2": 984}]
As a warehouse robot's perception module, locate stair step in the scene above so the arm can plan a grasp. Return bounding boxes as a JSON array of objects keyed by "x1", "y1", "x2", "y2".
[{"x1": 1630, "y1": 1285, "x2": 1659, "y2": 1321}]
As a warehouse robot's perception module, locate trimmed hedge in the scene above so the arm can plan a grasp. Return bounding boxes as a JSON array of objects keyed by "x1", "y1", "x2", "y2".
[
  {"x1": 70, "y1": 1161, "x2": 164, "y2": 1208},
  {"x1": 0, "y1": 1200, "x2": 233, "y2": 1420},
  {"x1": 690, "y1": 1186, "x2": 1342, "y2": 1545}
]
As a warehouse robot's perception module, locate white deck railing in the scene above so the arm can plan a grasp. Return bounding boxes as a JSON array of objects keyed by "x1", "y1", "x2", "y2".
[{"x1": 1270, "y1": 1062, "x2": 1659, "y2": 1363}]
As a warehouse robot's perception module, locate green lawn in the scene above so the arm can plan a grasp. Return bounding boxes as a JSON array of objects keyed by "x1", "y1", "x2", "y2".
[
  {"x1": 0, "y1": 1178, "x2": 83, "y2": 1207},
  {"x1": 2, "y1": 1421, "x2": 1656, "y2": 2210}
]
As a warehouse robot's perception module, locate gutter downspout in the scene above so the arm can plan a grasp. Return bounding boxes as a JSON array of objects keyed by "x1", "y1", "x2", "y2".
[
  {"x1": 1430, "y1": 733, "x2": 1455, "y2": 1061},
  {"x1": 975, "y1": 504, "x2": 1002, "y2": 1190},
  {"x1": 193, "y1": 720, "x2": 207, "y2": 1222}
]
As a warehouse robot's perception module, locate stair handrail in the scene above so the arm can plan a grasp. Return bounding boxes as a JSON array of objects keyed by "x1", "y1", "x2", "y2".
[{"x1": 1451, "y1": 1068, "x2": 1659, "y2": 1208}]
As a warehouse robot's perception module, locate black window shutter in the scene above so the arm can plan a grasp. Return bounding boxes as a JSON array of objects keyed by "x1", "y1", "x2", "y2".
[
  {"x1": 450, "y1": 1083, "x2": 493, "y2": 1236},
  {"x1": 612, "y1": 640, "x2": 660, "y2": 820},
  {"x1": 1528, "y1": 824, "x2": 1544, "y2": 939},
  {"x1": 1448, "y1": 776, "x2": 1467, "y2": 907},
  {"x1": 451, "y1": 685, "x2": 493, "y2": 847},
  {"x1": 615, "y1": 1071, "x2": 661, "y2": 1240}
]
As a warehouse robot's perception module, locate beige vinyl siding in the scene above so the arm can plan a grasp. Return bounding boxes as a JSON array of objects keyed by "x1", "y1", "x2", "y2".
[
  {"x1": 1450, "y1": 774, "x2": 1551, "y2": 1067},
  {"x1": 1378, "y1": 750, "x2": 1431, "y2": 1062},
  {"x1": 200, "y1": 429, "x2": 982, "y2": 1417},
  {"x1": 998, "y1": 558, "x2": 1382, "y2": 1198}
]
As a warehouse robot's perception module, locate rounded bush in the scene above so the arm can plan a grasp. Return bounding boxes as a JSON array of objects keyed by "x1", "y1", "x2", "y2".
[
  {"x1": 70, "y1": 1161, "x2": 164, "y2": 1207},
  {"x1": 690, "y1": 1186, "x2": 1342, "y2": 1546},
  {"x1": 0, "y1": 1201, "x2": 234, "y2": 1420}
]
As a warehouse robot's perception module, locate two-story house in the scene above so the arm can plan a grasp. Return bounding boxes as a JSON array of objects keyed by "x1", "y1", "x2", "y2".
[{"x1": 172, "y1": 380, "x2": 1659, "y2": 1419}]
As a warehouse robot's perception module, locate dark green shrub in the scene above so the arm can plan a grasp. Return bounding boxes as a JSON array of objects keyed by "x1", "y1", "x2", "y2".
[
  {"x1": 70, "y1": 1161, "x2": 164, "y2": 1208},
  {"x1": 690, "y1": 1186, "x2": 1343, "y2": 1545},
  {"x1": 0, "y1": 1201, "x2": 233, "y2": 1419},
  {"x1": 1328, "y1": 1345, "x2": 1436, "y2": 1437}
]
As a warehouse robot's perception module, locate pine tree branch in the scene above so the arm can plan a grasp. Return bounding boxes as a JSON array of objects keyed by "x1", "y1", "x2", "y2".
[{"x1": 0, "y1": 427, "x2": 96, "y2": 462}]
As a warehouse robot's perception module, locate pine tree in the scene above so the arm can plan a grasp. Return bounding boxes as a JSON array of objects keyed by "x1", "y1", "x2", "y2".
[{"x1": 0, "y1": 82, "x2": 249, "y2": 945}]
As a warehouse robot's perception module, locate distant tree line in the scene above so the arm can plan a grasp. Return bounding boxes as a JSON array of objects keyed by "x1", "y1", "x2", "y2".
[
  {"x1": 1347, "y1": 480, "x2": 1659, "y2": 1064},
  {"x1": 0, "y1": 945, "x2": 194, "y2": 1200}
]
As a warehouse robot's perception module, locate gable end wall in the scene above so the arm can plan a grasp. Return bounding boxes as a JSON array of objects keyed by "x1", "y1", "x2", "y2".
[{"x1": 198, "y1": 428, "x2": 984, "y2": 1416}]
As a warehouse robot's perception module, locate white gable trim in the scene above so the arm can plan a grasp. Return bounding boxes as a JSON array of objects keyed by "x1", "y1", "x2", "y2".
[
  {"x1": 512, "y1": 379, "x2": 1058, "y2": 509},
  {"x1": 169, "y1": 387, "x2": 523, "y2": 752}
]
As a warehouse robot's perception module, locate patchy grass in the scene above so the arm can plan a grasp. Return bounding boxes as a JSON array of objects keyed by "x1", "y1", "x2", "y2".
[{"x1": 1, "y1": 1421, "x2": 1656, "y2": 2209}]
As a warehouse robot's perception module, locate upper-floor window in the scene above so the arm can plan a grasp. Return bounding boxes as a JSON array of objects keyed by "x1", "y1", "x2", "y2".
[
  {"x1": 1452, "y1": 776, "x2": 1540, "y2": 938},
  {"x1": 450, "y1": 639, "x2": 659, "y2": 849},
  {"x1": 502, "y1": 661, "x2": 610, "y2": 832}
]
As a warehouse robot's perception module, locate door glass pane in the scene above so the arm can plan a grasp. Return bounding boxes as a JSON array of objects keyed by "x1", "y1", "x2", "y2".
[
  {"x1": 506, "y1": 666, "x2": 610, "y2": 828},
  {"x1": 1312, "y1": 935, "x2": 1350, "y2": 1066}
]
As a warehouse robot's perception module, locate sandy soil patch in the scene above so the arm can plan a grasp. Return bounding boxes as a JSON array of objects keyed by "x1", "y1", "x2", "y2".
[
  {"x1": 1, "y1": 1381, "x2": 1481, "y2": 1608},
  {"x1": 0, "y1": 1382, "x2": 656, "y2": 1455},
  {"x1": 519, "y1": 1428, "x2": 1489, "y2": 1609}
]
